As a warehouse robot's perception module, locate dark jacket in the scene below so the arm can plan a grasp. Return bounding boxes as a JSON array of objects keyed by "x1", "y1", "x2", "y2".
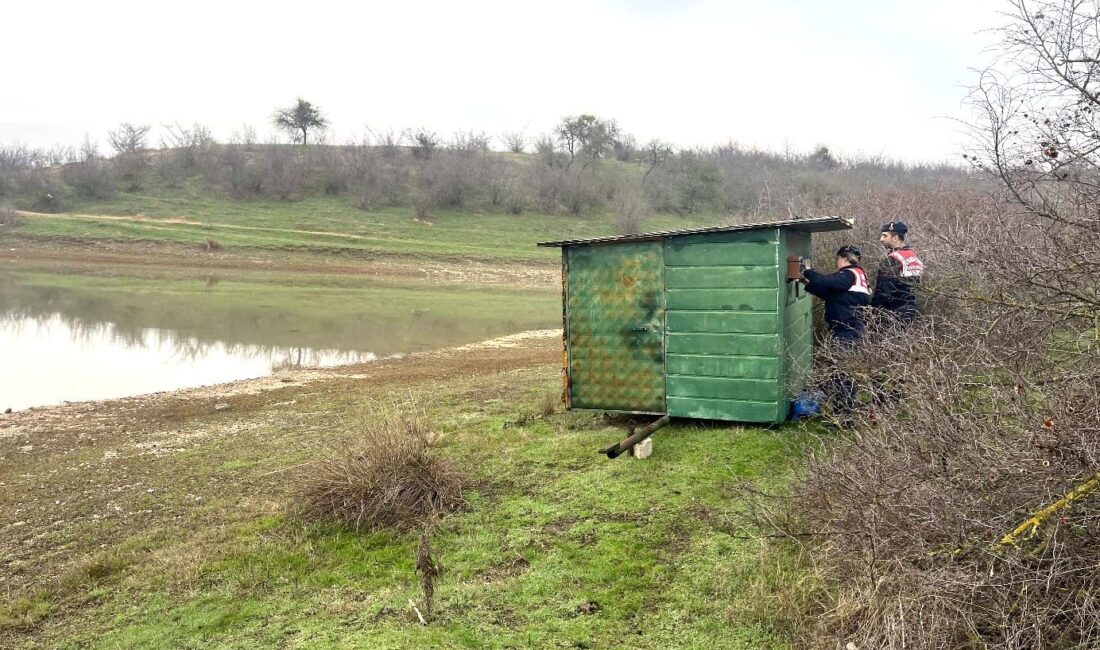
[
  {"x1": 871, "y1": 245, "x2": 922, "y2": 322},
  {"x1": 803, "y1": 264, "x2": 870, "y2": 341}
]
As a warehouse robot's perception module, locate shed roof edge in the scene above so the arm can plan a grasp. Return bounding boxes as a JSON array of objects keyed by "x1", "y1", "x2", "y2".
[{"x1": 536, "y1": 216, "x2": 853, "y2": 247}]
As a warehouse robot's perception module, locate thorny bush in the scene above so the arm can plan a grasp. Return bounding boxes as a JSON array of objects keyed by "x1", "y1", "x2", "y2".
[{"x1": 760, "y1": 3, "x2": 1100, "y2": 647}]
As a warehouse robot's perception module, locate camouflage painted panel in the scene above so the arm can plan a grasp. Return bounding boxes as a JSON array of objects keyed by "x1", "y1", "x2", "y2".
[{"x1": 565, "y1": 241, "x2": 666, "y2": 412}]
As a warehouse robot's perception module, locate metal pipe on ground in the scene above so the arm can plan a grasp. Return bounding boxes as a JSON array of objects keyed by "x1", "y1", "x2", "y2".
[{"x1": 600, "y1": 415, "x2": 671, "y2": 459}]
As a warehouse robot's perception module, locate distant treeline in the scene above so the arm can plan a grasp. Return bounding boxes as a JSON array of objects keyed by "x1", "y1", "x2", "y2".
[{"x1": 0, "y1": 117, "x2": 973, "y2": 233}]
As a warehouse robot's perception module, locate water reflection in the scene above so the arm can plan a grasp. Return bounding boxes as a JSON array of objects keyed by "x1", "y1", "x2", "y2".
[
  {"x1": 0, "y1": 314, "x2": 378, "y2": 411},
  {"x1": 0, "y1": 265, "x2": 558, "y2": 410}
]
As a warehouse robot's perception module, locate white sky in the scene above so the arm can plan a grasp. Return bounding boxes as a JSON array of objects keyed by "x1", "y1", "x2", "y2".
[{"x1": 2, "y1": 0, "x2": 1005, "y2": 162}]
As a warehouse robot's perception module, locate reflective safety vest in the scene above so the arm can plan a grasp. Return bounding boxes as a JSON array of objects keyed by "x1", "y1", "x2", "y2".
[
  {"x1": 888, "y1": 248, "x2": 924, "y2": 278},
  {"x1": 846, "y1": 267, "x2": 870, "y2": 294}
]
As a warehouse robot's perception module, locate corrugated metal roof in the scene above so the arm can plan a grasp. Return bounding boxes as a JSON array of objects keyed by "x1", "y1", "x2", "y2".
[{"x1": 537, "y1": 215, "x2": 852, "y2": 248}]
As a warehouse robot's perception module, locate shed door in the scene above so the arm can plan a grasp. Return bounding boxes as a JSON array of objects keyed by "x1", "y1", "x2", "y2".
[{"x1": 565, "y1": 241, "x2": 666, "y2": 413}]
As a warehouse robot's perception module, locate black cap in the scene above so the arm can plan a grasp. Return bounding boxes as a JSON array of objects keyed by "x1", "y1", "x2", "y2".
[
  {"x1": 881, "y1": 221, "x2": 909, "y2": 235},
  {"x1": 836, "y1": 245, "x2": 861, "y2": 259}
]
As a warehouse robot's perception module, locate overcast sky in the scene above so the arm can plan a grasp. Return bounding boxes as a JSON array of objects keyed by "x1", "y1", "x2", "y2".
[{"x1": 3, "y1": 0, "x2": 1005, "y2": 162}]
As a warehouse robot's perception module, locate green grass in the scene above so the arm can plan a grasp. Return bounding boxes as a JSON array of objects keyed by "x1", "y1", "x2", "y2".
[
  {"x1": 3, "y1": 175, "x2": 725, "y2": 264},
  {"x1": 4, "y1": 366, "x2": 819, "y2": 649}
]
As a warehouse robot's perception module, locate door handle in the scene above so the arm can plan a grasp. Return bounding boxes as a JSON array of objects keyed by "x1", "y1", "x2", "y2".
[{"x1": 632, "y1": 326, "x2": 648, "y2": 332}]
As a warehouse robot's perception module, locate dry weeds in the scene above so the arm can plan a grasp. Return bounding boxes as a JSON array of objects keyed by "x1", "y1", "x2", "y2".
[{"x1": 293, "y1": 402, "x2": 464, "y2": 532}]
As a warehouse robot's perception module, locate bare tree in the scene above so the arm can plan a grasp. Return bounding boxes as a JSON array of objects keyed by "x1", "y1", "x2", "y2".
[
  {"x1": 964, "y1": 0, "x2": 1100, "y2": 319},
  {"x1": 107, "y1": 123, "x2": 151, "y2": 154},
  {"x1": 642, "y1": 139, "x2": 673, "y2": 180},
  {"x1": 107, "y1": 123, "x2": 152, "y2": 190},
  {"x1": 499, "y1": 128, "x2": 527, "y2": 153},
  {"x1": 273, "y1": 98, "x2": 329, "y2": 145},
  {"x1": 406, "y1": 128, "x2": 439, "y2": 159},
  {"x1": 613, "y1": 133, "x2": 637, "y2": 162},
  {"x1": 230, "y1": 123, "x2": 258, "y2": 147}
]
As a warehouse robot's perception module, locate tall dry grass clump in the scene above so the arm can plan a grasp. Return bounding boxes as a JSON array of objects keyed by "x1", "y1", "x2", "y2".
[{"x1": 296, "y1": 405, "x2": 464, "y2": 532}]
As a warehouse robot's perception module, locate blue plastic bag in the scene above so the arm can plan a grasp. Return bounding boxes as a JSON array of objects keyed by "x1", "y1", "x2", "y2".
[{"x1": 790, "y1": 390, "x2": 825, "y2": 420}]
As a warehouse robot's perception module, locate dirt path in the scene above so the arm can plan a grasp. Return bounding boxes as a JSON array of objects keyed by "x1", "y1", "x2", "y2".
[{"x1": 15, "y1": 209, "x2": 388, "y2": 241}]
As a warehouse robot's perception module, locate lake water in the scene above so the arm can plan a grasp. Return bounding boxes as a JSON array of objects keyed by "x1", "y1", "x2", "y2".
[{"x1": 0, "y1": 264, "x2": 558, "y2": 411}]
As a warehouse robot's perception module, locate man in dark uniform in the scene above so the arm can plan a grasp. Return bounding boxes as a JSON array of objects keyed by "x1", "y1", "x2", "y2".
[
  {"x1": 871, "y1": 221, "x2": 924, "y2": 322},
  {"x1": 800, "y1": 245, "x2": 870, "y2": 421},
  {"x1": 801, "y1": 245, "x2": 871, "y2": 342}
]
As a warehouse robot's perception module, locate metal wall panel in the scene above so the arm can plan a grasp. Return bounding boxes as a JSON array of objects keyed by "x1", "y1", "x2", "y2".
[
  {"x1": 664, "y1": 229, "x2": 784, "y2": 422},
  {"x1": 565, "y1": 241, "x2": 666, "y2": 413},
  {"x1": 666, "y1": 354, "x2": 780, "y2": 379}
]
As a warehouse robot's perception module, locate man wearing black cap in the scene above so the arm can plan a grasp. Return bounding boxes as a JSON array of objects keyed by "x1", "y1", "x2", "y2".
[
  {"x1": 871, "y1": 221, "x2": 924, "y2": 322},
  {"x1": 800, "y1": 245, "x2": 871, "y2": 342}
]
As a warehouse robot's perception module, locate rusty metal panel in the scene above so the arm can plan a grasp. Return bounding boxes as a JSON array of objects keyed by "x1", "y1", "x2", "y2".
[{"x1": 565, "y1": 241, "x2": 665, "y2": 412}]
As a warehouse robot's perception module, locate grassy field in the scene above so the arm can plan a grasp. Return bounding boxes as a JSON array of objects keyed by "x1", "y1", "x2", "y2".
[
  {"x1": 0, "y1": 177, "x2": 816, "y2": 648},
  {"x1": 0, "y1": 336, "x2": 817, "y2": 649},
  {"x1": 2, "y1": 179, "x2": 723, "y2": 265}
]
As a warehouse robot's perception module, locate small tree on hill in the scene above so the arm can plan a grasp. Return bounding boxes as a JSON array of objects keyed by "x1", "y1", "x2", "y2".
[
  {"x1": 273, "y1": 98, "x2": 329, "y2": 145},
  {"x1": 108, "y1": 123, "x2": 152, "y2": 191},
  {"x1": 107, "y1": 123, "x2": 151, "y2": 154},
  {"x1": 556, "y1": 114, "x2": 621, "y2": 163}
]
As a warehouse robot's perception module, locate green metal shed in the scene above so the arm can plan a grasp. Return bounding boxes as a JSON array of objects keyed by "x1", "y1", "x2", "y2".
[{"x1": 537, "y1": 216, "x2": 853, "y2": 424}]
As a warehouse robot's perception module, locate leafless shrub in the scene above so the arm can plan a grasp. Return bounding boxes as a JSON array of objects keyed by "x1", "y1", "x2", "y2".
[
  {"x1": 64, "y1": 137, "x2": 115, "y2": 199},
  {"x1": 294, "y1": 404, "x2": 464, "y2": 532},
  {"x1": 528, "y1": 162, "x2": 607, "y2": 216},
  {"x1": 499, "y1": 129, "x2": 527, "y2": 154},
  {"x1": 229, "y1": 123, "x2": 258, "y2": 148},
  {"x1": 43, "y1": 144, "x2": 76, "y2": 167},
  {"x1": 408, "y1": 128, "x2": 440, "y2": 160},
  {"x1": 375, "y1": 129, "x2": 401, "y2": 159},
  {"x1": 0, "y1": 143, "x2": 43, "y2": 171},
  {"x1": 778, "y1": 302, "x2": 1100, "y2": 648},
  {"x1": 214, "y1": 145, "x2": 262, "y2": 198},
  {"x1": 753, "y1": 5, "x2": 1100, "y2": 645},
  {"x1": 416, "y1": 151, "x2": 476, "y2": 211},
  {"x1": 160, "y1": 122, "x2": 215, "y2": 169},
  {"x1": 203, "y1": 236, "x2": 221, "y2": 251},
  {"x1": 611, "y1": 182, "x2": 651, "y2": 234},
  {"x1": 534, "y1": 133, "x2": 563, "y2": 168},
  {"x1": 1, "y1": 206, "x2": 19, "y2": 228},
  {"x1": 107, "y1": 123, "x2": 151, "y2": 155},
  {"x1": 313, "y1": 145, "x2": 351, "y2": 195},
  {"x1": 503, "y1": 183, "x2": 528, "y2": 215},
  {"x1": 447, "y1": 131, "x2": 490, "y2": 157},
  {"x1": 113, "y1": 151, "x2": 147, "y2": 191},
  {"x1": 480, "y1": 156, "x2": 513, "y2": 208},
  {"x1": 613, "y1": 133, "x2": 637, "y2": 162},
  {"x1": 257, "y1": 146, "x2": 305, "y2": 201}
]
